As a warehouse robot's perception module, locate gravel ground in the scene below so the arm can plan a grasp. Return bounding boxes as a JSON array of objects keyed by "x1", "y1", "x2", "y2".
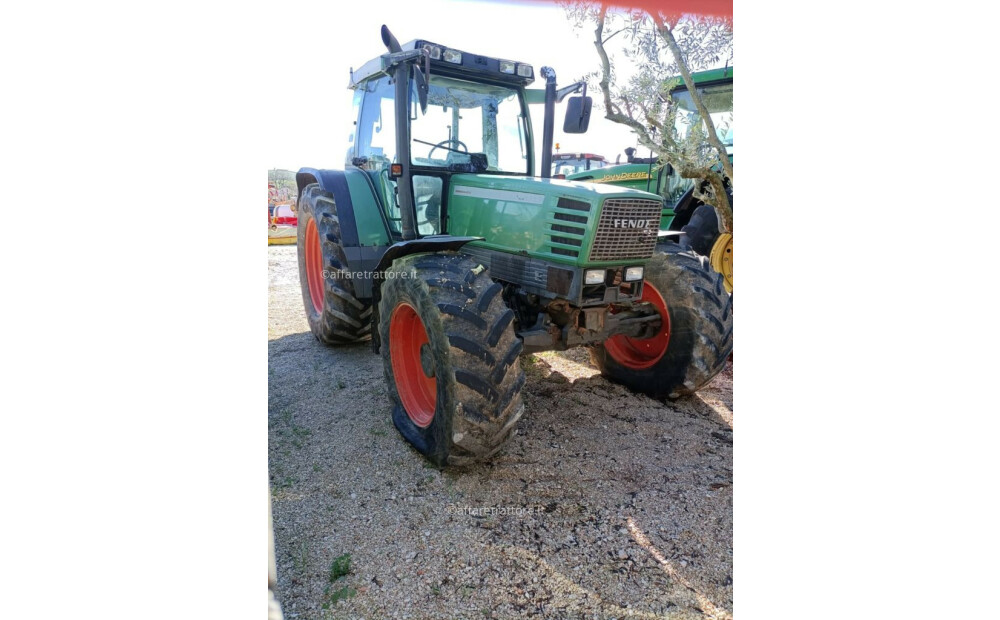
[{"x1": 269, "y1": 245, "x2": 733, "y2": 619}]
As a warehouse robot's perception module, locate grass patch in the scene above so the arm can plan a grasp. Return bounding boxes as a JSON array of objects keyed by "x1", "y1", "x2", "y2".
[
  {"x1": 292, "y1": 539, "x2": 310, "y2": 573},
  {"x1": 321, "y1": 554, "x2": 356, "y2": 609},
  {"x1": 274, "y1": 409, "x2": 311, "y2": 450},
  {"x1": 322, "y1": 585, "x2": 356, "y2": 608},
  {"x1": 329, "y1": 553, "x2": 352, "y2": 581}
]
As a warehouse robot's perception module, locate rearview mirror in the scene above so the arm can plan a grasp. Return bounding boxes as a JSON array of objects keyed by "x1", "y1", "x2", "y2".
[
  {"x1": 412, "y1": 59, "x2": 429, "y2": 114},
  {"x1": 563, "y1": 96, "x2": 592, "y2": 134}
]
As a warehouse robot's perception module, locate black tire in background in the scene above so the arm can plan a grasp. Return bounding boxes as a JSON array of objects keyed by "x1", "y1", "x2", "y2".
[
  {"x1": 590, "y1": 242, "x2": 732, "y2": 399},
  {"x1": 378, "y1": 252, "x2": 526, "y2": 466},
  {"x1": 680, "y1": 203, "x2": 721, "y2": 256},
  {"x1": 296, "y1": 183, "x2": 372, "y2": 344}
]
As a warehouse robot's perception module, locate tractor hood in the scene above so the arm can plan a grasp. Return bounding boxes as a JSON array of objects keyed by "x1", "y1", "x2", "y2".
[
  {"x1": 451, "y1": 173, "x2": 660, "y2": 202},
  {"x1": 446, "y1": 174, "x2": 663, "y2": 268}
]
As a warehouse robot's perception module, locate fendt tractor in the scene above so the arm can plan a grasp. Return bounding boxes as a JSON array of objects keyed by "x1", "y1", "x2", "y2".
[
  {"x1": 567, "y1": 68, "x2": 734, "y2": 291},
  {"x1": 295, "y1": 27, "x2": 732, "y2": 466}
]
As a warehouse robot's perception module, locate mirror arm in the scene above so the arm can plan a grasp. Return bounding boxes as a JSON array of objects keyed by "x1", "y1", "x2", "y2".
[{"x1": 555, "y1": 81, "x2": 586, "y2": 104}]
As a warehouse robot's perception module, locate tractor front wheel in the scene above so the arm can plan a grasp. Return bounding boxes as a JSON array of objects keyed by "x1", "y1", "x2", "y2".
[
  {"x1": 378, "y1": 253, "x2": 526, "y2": 466},
  {"x1": 590, "y1": 242, "x2": 732, "y2": 399}
]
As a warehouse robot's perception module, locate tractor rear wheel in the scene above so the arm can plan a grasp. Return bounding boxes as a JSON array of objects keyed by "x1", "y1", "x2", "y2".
[
  {"x1": 378, "y1": 252, "x2": 526, "y2": 466},
  {"x1": 590, "y1": 242, "x2": 732, "y2": 399},
  {"x1": 296, "y1": 183, "x2": 371, "y2": 344},
  {"x1": 681, "y1": 203, "x2": 733, "y2": 292},
  {"x1": 709, "y1": 233, "x2": 733, "y2": 293}
]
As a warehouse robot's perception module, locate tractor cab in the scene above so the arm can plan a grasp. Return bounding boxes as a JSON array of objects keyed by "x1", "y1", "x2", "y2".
[
  {"x1": 349, "y1": 54, "x2": 532, "y2": 236},
  {"x1": 670, "y1": 67, "x2": 733, "y2": 157},
  {"x1": 346, "y1": 29, "x2": 590, "y2": 242}
]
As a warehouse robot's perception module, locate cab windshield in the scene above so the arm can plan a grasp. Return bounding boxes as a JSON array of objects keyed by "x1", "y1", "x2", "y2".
[
  {"x1": 553, "y1": 157, "x2": 606, "y2": 176},
  {"x1": 410, "y1": 75, "x2": 528, "y2": 174},
  {"x1": 673, "y1": 81, "x2": 734, "y2": 150}
]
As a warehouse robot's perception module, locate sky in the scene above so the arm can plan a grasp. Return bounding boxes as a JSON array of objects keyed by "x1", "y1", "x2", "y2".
[{"x1": 266, "y1": 0, "x2": 652, "y2": 173}]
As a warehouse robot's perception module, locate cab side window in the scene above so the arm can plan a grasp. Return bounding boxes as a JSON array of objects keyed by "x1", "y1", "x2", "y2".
[{"x1": 355, "y1": 77, "x2": 401, "y2": 233}]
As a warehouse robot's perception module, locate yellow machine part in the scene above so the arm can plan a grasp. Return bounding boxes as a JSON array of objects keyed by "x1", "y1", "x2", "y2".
[{"x1": 709, "y1": 233, "x2": 733, "y2": 293}]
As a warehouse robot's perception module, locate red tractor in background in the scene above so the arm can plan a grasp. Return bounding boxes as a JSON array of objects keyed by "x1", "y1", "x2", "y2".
[{"x1": 269, "y1": 182, "x2": 298, "y2": 245}]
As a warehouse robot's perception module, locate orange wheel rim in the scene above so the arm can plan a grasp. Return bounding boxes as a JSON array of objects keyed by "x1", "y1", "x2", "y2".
[
  {"x1": 604, "y1": 281, "x2": 671, "y2": 369},
  {"x1": 304, "y1": 218, "x2": 324, "y2": 314},
  {"x1": 390, "y1": 303, "x2": 437, "y2": 427}
]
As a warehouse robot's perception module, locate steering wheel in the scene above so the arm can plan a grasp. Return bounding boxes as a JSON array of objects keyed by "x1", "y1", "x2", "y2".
[{"x1": 427, "y1": 139, "x2": 468, "y2": 160}]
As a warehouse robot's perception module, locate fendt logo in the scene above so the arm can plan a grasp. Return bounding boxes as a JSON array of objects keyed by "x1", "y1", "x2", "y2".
[{"x1": 613, "y1": 219, "x2": 650, "y2": 229}]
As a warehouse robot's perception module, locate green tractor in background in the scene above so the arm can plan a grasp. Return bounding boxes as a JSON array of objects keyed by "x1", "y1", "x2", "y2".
[
  {"x1": 567, "y1": 67, "x2": 734, "y2": 292},
  {"x1": 295, "y1": 27, "x2": 732, "y2": 466},
  {"x1": 551, "y1": 152, "x2": 609, "y2": 176}
]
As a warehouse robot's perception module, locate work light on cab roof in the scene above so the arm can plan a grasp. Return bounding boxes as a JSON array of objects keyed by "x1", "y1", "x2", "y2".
[
  {"x1": 351, "y1": 35, "x2": 536, "y2": 88},
  {"x1": 418, "y1": 40, "x2": 533, "y2": 80}
]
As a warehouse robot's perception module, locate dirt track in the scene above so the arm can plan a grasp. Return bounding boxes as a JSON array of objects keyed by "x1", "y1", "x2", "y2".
[{"x1": 269, "y1": 245, "x2": 733, "y2": 619}]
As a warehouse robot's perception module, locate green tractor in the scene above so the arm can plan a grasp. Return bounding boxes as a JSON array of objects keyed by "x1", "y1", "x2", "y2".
[
  {"x1": 567, "y1": 67, "x2": 734, "y2": 292},
  {"x1": 295, "y1": 27, "x2": 732, "y2": 466},
  {"x1": 551, "y1": 152, "x2": 609, "y2": 177}
]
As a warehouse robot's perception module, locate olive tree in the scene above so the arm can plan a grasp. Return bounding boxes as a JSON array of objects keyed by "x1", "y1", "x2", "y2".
[{"x1": 564, "y1": 2, "x2": 733, "y2": 233}]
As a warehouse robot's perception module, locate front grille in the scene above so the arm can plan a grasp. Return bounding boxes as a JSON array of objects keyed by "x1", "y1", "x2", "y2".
[{"x1": 589, "y1": 198, "x2": 661, "y2": 261}]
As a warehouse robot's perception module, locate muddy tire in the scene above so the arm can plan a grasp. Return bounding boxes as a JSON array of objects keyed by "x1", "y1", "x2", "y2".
[
  {"x1": 680, "y1": 204, "x2": 720, "y2": 256},
  {"x1": 296, "y1": 183, "x2": 371, "y2": 344},
  {"x1": 378, "y1": 252, "x2": 526, "y2": 466},
  {"x1": 590, "y1": 242, "x2": 732, "y2": 399}
]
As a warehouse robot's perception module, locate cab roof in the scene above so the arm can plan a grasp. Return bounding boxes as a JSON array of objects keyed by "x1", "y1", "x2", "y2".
[
  {"x1": 349, "y1": 39, "x2": 535, "y2": 89},
  {"x1": 669, "y1": 67, "x2": 734, "y2": 93},
  {"x1": 553, "y1": 153, "x2": 607, "y2": 161}
]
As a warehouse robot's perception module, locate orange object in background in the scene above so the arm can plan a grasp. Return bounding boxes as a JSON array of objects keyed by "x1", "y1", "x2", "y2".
[{"x1": 517, "y1": 0, "x2": 731, "y2": 19}]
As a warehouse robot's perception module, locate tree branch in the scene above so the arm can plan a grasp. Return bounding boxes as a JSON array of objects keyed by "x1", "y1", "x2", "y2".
[
  {"x1": 653, "y1": 15, "x2": 735, "y2": 186},
  {"x1": 593, "y1": 5, "x2": 652, "y2": 143},
  {"x1": 584, "y1": 3, "x2": 733, "y2": 234},
  {"x1": 602, "y1": 27, "x2": 628, "y2": 44}
]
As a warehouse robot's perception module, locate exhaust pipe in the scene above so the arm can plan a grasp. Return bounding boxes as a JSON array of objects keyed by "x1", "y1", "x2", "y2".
[
  {"x1": 539, "y1": 67, "x2": 556, "y2": 179},
  {"x1": 381, "y1": 25, "x2": 402, "y2": 53}
]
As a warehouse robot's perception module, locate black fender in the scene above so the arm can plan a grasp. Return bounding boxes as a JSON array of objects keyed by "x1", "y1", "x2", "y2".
[
  {"x1": 370, "y1": 236, "x2": 483, "y2": 353},
  {"x1": 668, "y1": 183, "x2": 734, "y2": 231},
  {"x1": 296, "y1": 167, "x2": 361, "y2": 247},
  {"x1": 669, "y1": 188, "x2": 701, "y2": 231}
]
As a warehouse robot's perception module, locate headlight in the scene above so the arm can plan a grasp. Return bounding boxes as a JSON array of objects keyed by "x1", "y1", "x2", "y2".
[
  {"x1": 499, "y1": 60, "x2": 516, "y2": 74},
  {"x1": 421, "y1": 44, "x2": 442, "y2": 60},
  {"x1": 443, "y1": 49, "x2": 462, "y2": 64},
  {"x1": 624, "y1": 266, "x2": 644, "y2": 282},
  {"x1": 516, "y1": 64, "x2": 533, "y2": 78},
  {"x1": 584, "y1": 269, "x2": 605, "y2": 285}
]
